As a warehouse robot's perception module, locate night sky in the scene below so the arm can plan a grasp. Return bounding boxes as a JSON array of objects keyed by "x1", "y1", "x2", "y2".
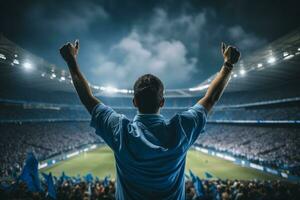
[{"x1": 0, "y1": 0, "x2": 299, "y2": 88}]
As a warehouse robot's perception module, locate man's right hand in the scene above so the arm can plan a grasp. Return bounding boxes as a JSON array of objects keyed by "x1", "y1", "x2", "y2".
[
  {"x1": 59, "y1": 39, "x2": 100, "y2": 113},
  {"x1": 221, "y1": 42, "x2": 241, "y2": 65},
  {"x1": 59, "y1": 40, "x2": 79, "y2": 63}
]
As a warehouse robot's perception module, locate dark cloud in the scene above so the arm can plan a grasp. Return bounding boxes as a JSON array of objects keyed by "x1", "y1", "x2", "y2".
[
  {"x1": 27, "y1": 2, "x2": 109, "y2": 35},
  {"x1": 89, "y1": 7, "x2": 266, "y2": 88},
  {"x1": 0, "y1": 0, "x2": 299, "y2": 88}
]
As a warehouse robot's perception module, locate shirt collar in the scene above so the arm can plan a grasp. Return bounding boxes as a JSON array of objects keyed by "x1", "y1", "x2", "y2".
[{"x1": 133, "y1": 113, "x2": 165, "y2": 122}]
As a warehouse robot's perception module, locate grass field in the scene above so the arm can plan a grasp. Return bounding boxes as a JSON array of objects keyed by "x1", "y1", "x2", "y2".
[{"x1": 41, "y1": 146, "x2": 279, "y2": 180}]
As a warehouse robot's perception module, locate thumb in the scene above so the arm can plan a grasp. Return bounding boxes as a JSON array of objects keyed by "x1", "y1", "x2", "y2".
[
  {"x1": 221, "y1": 42, "x2": 226, "y2": 54},
  {"x1": 75, "y1": 39, "x2": 79, "y2": 49}
]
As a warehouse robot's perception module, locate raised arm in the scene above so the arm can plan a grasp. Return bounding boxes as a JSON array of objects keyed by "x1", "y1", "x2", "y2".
[
  {"x1": 59, "y1": 40, "x2": 100, "y2": 114},
  {"x1": 198, "y1": 42, "x2": 240, "y2": 112}
]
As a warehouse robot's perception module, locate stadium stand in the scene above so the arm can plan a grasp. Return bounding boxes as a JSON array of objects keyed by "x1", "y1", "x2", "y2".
[
  {"x1": 196, "y1": 124, "x2": 300, "y2": 176},
  {"x1": 1, "y1": 26, "x2": 300, "y2": 199},
  {"x1": 0, "y1": 122, "x2": 101, "y2": 178},
  {"x1": 1, "y1": 94, "x2": 299, "y2": 177}
]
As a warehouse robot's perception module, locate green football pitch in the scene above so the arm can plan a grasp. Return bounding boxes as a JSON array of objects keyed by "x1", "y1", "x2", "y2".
[{"x1": 41, "y1": 146, "x2": 280, "y2": 180}]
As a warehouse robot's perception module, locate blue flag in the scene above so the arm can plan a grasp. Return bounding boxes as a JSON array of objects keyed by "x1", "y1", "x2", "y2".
[
  {"x1": 72, "y1": 175, "x2": 81, "y2": 184},
  {"x1": 184, "y1": 173, "x2": 190, "y2": 180},
  {"x1": 194, "y1": 177, "x2": 205, "y2": 197},
  {"x1": 204, "y1": 171, "x2": 213, "y2": 179},
  {"x1": 42, "y1": 172, "x2": 56, "y2": 199},
  {"x1": 53, "y1": 176, "x2": 58, "y2": 184},
  {"x1": 84, "y1": 173, "x2": 94, "y2": 183},
  {"x1": 103, "y1": 175, "x2": 110, "y2": 187},
  {"x1": 189, "y1": 169, "x2": 197, "y2": 182},
  {"x1": 59, "y1": 171, "x2": 71, "y2": 183},
  {"x1": 189, "y1": 170, "x2": 204, "y2": 198},
  {"x1": 19, "y1": 152, "x2": 41, "y2": 192}
]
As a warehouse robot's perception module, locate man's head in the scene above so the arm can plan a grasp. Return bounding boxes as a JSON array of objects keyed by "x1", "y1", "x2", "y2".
[{"x1": 133, "y1": 74, "x2": 164, "y2": 114}]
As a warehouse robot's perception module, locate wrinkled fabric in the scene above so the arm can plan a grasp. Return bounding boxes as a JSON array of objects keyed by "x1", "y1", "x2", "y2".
[{"x1": 90, "y1": 103, "x2": 207, "y2": 200}]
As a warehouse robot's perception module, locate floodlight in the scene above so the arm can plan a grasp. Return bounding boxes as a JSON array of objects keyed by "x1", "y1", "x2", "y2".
[
  {"x1": 119, "y1": 89, "x2": 128, "y2": 94},
  {"x1": 233, "y1": 74, "x2": 238, "y2": 78},
  {"x1": 267, "y1": 57, "x2": 276, "y2": 64},
  {"x1": 23, "y1": 62, "x2": 33, "y2": 70},
  {"x1": 0, "y1": 53, "x2": 6, "y2": 60},
  {"x1": 188, "y1": 84, "x2": 210, "y2": 91},
  {"x1": 239, "y1": 69, "x2": 246, "y2": 75},
  {"x1": 93, "y1": 85, "x2": 100, "y2": 90},
  {"x1": 13, "y1": 59, "x2": 19, "y2": 65},
  {"x1": 105, "y1": 86, "x2": 118, "y2": 93},
  {"x1": 257, "y1": 63, "x2": 263, "y2": 68},
  {"x1": 283, "y1": 54, "x2": 294, "y2": 60}
]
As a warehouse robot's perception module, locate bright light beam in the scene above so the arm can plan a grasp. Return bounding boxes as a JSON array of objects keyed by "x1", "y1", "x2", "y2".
[
  {"x1": 188, "y1": 84, "x2": 210, "y2": 91},
  {"x1": 23, "y1": 62, "x2": 33, "y2": 71},
  {"x1": 267, "y1": 56, "x2": 276, "y2": 64},
  {"x1": 239, "y1": 69, "x2": 246, "y2": 75}
]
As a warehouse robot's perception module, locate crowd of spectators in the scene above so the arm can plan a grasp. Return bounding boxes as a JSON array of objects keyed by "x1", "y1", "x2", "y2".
[
  {"x1": 196, "y1": 124, "x2": 300, "y2": 175},
  {"x1": 0, "y1": 122, "x2": 102, "y2": 178},
  {"x1": 216, "y1": 85, "x2": 300, "y2": 106},
  {"x1": 1, "y1": 97, "x2": 299, "y2": 178},
  {"x1": 185, "y1": 179, "x2": 300, "y2": 200},
  {"x1": 0, "y1": 104, "x2": 90, "y2": 121},
  {"x1": 1, "y1": 176, "x2": 299, "y2": 200},
  {"x1": 210, "y1": 106, "x2": 300, "y2": 121},
  {"x1": 3, "y1": 103, "x2": 299, "y2": 122}
]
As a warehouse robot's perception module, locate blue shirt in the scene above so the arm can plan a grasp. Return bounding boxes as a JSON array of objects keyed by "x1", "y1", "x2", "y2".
[{"x1": 90, "y1": 103, "x2": 207, "y2": 200}]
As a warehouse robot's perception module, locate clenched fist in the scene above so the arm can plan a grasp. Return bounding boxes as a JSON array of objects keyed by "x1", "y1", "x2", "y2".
[
  {"x1": 221, "y1": 42, "x2": 241, "y2": 65},
  {"x1": 60, "y1": 40, "x2": 79, "y2": 63}
]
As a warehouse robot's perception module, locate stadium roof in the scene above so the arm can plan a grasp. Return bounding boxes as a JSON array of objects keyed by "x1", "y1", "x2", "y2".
[{"x1": 1, "y1": 28, "x2": 300, "y2": 98}]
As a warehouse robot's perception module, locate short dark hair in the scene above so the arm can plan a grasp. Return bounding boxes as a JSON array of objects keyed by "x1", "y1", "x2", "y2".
[{"x1": 133, "y1": 74, "x2": 164, "y2": 114}]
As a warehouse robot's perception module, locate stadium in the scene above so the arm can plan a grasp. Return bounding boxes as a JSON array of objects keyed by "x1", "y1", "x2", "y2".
[{"x1": 1, "y1": 1, "x2": 300, "y2": 200}]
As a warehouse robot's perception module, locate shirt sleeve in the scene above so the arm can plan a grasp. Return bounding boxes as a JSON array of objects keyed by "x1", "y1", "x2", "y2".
[
  {"x1": 177, "y1": 103, "x2": 207, "y2": 147},
  {"x1": 90, "y1": 103, "x2": 123, "y2": 150}
]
